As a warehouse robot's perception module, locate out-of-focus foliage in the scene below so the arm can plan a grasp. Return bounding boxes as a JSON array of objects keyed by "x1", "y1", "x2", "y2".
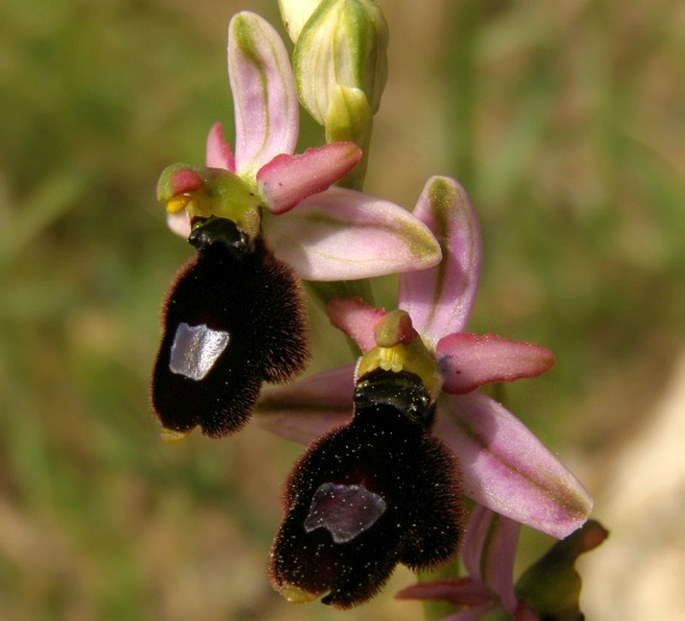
[{"x1": 1, "y1": 1, "x2": 683, "y2": 619}]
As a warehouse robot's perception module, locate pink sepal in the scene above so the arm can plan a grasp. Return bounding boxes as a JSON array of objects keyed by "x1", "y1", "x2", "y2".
[
  {"x1": 254, "y1": 365, "x2": 355, "y2": 444},
  {"x1": 435, "y1": 392, "x2": 593, "y2": 539},
  {"x1": 399, "y1": 176, "x2": 482, "y2": 348},
  {"x1": 228, "y1": 12, "x2": 299, "y2": 175},
  {"x1": 264, "y1": 187, "x2": 441, "y2": 281}
]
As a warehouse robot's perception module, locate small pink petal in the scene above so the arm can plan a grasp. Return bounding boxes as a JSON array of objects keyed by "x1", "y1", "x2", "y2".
[
  {"x1": 396, "y1": 578, "x2": 491, "y2": 607},
  {"x1": 326, "y1": 298, "x2": 387, "y2": 353},
  {"x1": 254, "y1": 365, "x2": 355, "y2": 444},
  {"x1": 399, "y1": 176, "x2": 482, "y2": 348},
  {"x1": 263, "y1": 187, "x2": 441, "y2": 281},
  {"x1": 205, "y1": 122, "x2": 236, "y2": 171},
  {"x1": 228, "y1": 12, "x2": 298, "y2": 175},
  {"x1": 437, "y1": 333, "x2": 556, "y2": 394},
  {"x1": 166, "y1": 211, "x2": 191, "y2": 238},
  {"x1": 435, "y1": 392, "x2": 593, "y2": 539},
  {"x1": 257, "y1": 143, "x2": 362, "y2": 214}
]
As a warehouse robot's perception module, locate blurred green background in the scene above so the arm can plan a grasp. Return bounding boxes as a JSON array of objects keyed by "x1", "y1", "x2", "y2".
[{"x1": 1, "y1": 0, "x2": 684, "y2": 619}]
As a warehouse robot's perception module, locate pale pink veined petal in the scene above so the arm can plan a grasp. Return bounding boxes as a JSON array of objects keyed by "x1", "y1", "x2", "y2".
[
  {"x1": 435, "y1": 392, "x2": 592, "y2": 539},
  {"x1": 263, "y1": 187, "x2": 441, "y2": 281},
  {"x1": 228, "y1": 12, "x2": 298, "y2": 176},
  {"x1": 257, "y1": 142, "x2": 362, "y2": 214},
  {"x1": 399, "y1": 176, "x2": 482, "y2": 348},
  {"x1": 326, "y1": 297, "x2": 387, "y2": 353},
  {"x1": 254, "y1": 365, "x2": 355, "y2": 444},
  {"x1": 437, "y1": 333, "x2": 556, "y2": 395},
  {"x1": 205, "y1": 122, "x2": 236, "y2": 171},
  {"x1": 462, "y1": 505, "x2": 519, "y2": 613}
]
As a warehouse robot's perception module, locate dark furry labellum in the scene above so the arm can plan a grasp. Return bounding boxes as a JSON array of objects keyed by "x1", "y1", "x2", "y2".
[
  {"x1": 270, "y1": 368, "x2": 464, "y2": 609},
  {"x1": 151, "y1": 217, "x2": 309, "y2": 438}
]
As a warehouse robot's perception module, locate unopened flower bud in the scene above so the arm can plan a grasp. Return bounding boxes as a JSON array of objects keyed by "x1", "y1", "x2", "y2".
[
  {"x1": 292, "y1": 0, "x2": 388, "y2": 126},
  {"x1": 277, "y1": 0, "x2": 322, "y2": 42}
]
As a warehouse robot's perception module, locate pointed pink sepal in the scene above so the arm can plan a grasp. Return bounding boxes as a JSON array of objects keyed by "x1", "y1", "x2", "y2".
[
  {"x1": 462, "y1": 505, "x2": 519, "y2": 613},
  {"x1": 205, "y1": 122, "x2": 236, "y2": 171},
  {"x1": 437, "y1": 333, "x2": 556, "y2": 394},
  {"x1": 399, "y1": 176, "x2": 482, "y2": 348},
  {"x1": 228, "y1": 12, "x2": 298, "y2": 176},
  {"x1": 264, "y1": 187, "x2": 442, "y2": 281},
  {"x1": 257, "y1": 142, "x2": 362, "y2": 214},
  {"x1": 254, "y1": 365, "x2": 355, "y2": 444},
  {"x1": 436, "y1": 391, "x2": 593, "y2": 539},
  {"x1": 326, "y1": 298, "x2": 388, "y2": 353}
]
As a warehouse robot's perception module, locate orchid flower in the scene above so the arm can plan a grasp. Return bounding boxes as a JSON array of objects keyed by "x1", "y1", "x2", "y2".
[
  {"x1": 157, "y1": 11, "x2": 440, "y2": 282},
  {"x1": 256, "y1": 175, "x2": 592, "y2": 539},
  {"x1": 149, "y1": 10, "x2": 440, "y2": 441},
  {"x1": 397, "y1": 505, "x2": 540, "y2": 621},
  {"x1": 269, "y1": 310, "x2": 465, "y2": 608}
]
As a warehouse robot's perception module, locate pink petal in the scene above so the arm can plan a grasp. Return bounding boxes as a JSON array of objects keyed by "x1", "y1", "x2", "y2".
[
  {"x1": 396, "y1": 578, "x2": 491, "y2": 607},
  {"x1": 462, "y1": 505, "x2": 519, "y2": 613},
  {"x1": 166, "y1": 211, "x2": 191, "y2": 238},
  {"x1": 435, "y1": 392, "x2": 593, "y2": 539},
  {"x1": 437, "y1": 333, "x2": 556, "y2": 394},
  {"x1": 399, "y1": 176, "x2": 482, "y2": 348},
  {"x1": 205, "y1": 122, "x2": 236, "y2": 171},
  {"x1": 326, "y1": 298, "x2": 387, "y2": 353},
  {"x1": 254, "y1": 365, "x2": 355, "y2": 444},
  {"x1": 228, "y1": 12, "x2": 298, "y2": 176},
  {"x1": 257, "y1": 143, "x2": 362, "y2": 214},
  {"x1": 263, "y1": 187, "x2": 441, "y2": 281}
]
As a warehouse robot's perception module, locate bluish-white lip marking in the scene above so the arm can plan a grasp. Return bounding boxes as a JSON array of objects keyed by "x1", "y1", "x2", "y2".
[
  {"x1": 169, "y1": 322, "x2": 230, "y2": 381},
  {"x1": 304, "y1": 482, "x2": 387, "y2": 543}
]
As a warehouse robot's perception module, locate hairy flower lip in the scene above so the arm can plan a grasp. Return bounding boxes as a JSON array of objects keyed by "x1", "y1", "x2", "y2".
[{"x1": 269, "y1": 381, "x2": 464, "y2": 609}]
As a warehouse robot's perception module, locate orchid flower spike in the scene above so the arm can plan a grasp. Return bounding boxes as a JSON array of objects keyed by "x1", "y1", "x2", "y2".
[
  {"x1": 158, "y1": 11, "x2": 440, "y2": 282},
  {"x1": 257, "y1": 175, "x2": 593, "y2": 539}
]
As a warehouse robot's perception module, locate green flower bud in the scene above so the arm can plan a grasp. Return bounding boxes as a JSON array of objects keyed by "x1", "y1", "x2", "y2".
[
  {"x1": 277, "y1": 0, "x2": 322, "y2": 42},
  {"x1": 292, "y1": 0, "x2": 388, "y2": 126},
  {"x1": 324, "y1": 85, "x2": 373, "y2": 187}
]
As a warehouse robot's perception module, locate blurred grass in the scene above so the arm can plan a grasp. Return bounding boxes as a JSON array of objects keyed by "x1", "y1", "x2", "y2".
[{"x1": 1, "y1": 0, "x2": 684, "y2": 619}]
